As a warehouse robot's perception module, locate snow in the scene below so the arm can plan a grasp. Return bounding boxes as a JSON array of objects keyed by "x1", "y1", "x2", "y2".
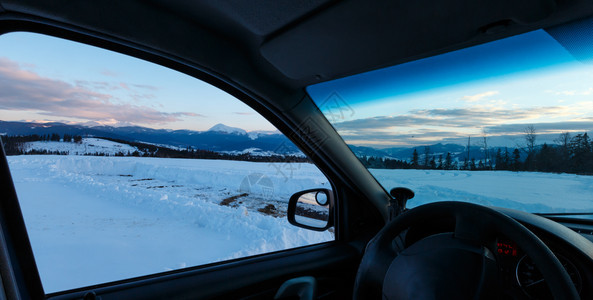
[
  {"x1": 24, "y1": 138, "x2": 141, "y2": 156},
  {"x1": 221, "y1": 147, "x2": 306, "y2": 157},
  {"x1": 207, "y1": 123, "x2": 247, "y2": 135},
  {"x1": 247, "y1": 130, "x2": 281, "y2": 140},
  {"x1": 7, "y1": 155, "x2": 332, "y2": 293},
  {"x1": 7, "y1": 153, "x2": 593, "y2": 293},
  {"x1": 370, "y1": 169, "x2": 593, "y2": 213}
]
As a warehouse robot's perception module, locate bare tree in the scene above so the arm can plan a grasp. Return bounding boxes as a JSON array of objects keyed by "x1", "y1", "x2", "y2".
[
  {"x1": 554, "y1": 131, "x2": 572, "y2": 165},
  {"x1": 480, "y1": 128, "x2": 490, "y2": 169},
  {"x1": 524, "y1": 125, "x2": 537, "y2": 154},
  {"x1": 555, "y1": 131, "x2": 571, "y2": 152},
  {"x1": 523, "y1": 125, "x2": 537, "y2": 170},
  {"x1": 464, "y1": 136, "x2": 471, "y2": 170}
]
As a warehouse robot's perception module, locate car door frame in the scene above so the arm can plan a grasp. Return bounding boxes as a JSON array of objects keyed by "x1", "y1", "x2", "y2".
[{"x1": 0, "y1": 16, "x2": 385, "y2": 299}]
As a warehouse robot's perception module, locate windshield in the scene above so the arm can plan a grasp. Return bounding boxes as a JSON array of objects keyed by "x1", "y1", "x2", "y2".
[{"x1": 307, "y1": 17, "x2": 593, "y2": 214}]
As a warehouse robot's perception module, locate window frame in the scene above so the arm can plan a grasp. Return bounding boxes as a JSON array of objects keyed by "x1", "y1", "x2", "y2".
[{"x1": 0, "y1": 21, "x2": 349, "y2": 298}]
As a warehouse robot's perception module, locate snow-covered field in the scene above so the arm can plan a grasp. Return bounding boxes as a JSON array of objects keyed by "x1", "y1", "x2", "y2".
[
  {"x1": 6, "y1": 154, "x2": 593, "y2": 293},
  {"x1": 24, "y1": 138, "x2": 142, "y2": 155},
  {"x1": 7, "y1": 155, "x2": 332, "y2": 293},
  {"x1": 370, "y1": 169, "x2": 593, "y2": 212}
]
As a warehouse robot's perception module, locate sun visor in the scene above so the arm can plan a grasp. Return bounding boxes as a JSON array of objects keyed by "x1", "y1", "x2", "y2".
[
  {"x1": 546, "y1": 16, "x2": 593, "y2": 62},
  {"x1": 261, "y1": 0, "x2": 557, "y2": 80}
]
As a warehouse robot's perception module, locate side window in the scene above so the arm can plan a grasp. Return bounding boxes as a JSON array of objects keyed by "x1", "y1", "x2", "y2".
[{"x1": 0, "y1": 32, "x2": 333, "y2": 293}]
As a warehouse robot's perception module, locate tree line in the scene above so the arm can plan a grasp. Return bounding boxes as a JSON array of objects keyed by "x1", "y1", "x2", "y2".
[
  {"x1": 521, "y1": 132, "x2": 593, "y2": 174},
  {"x1": 4, "y1": 129, "x2": 593, "y2": 174},
  {"x1": 489, "y1": 131, "x2": 593, "y2": 174},
  {"x1": 359, "y1": 150, "x2": 462, "y2": 170},
  {"x1": 1, "y1": 134, "x2": 310, "y2": 164},
  {"x1": 1, "y1": 134, "x2": 83, "y2": 155},
  {"x1": 359, "y1": 130, "x2": 593, "y2": 175}
]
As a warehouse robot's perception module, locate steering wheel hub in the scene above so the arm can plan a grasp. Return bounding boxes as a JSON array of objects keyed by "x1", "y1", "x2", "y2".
[
  {"x1": 353, "y1": 201, "x2": 578, "y2": 299},
  {"x1": 383, "y1": 233, "x2": 497, "y2": 298}
]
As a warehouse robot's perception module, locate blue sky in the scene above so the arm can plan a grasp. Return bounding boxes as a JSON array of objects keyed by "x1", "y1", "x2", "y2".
[
  {"x1": 3, "y1": 30, "x2": 593, "y2": 148},
  {"x1": 0, "y1": 32, "x2": 276, "y2": 132},
  {"x1": 308, "y1": 29, "x2": 593, "y2": 148}
]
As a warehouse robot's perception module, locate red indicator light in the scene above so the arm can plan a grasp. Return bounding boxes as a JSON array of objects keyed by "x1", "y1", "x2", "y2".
[{"x1": 497, "y1": 241, "x2": 518, "y2": 257}]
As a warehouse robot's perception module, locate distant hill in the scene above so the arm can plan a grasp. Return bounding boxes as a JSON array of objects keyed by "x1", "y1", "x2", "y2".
[
  {"x1": 1, "y1": 120, "x2": 528, "y2": 162},
  {"x1": 349, "y1": 143, "x2": 493, "y2": 162},
  {"x1": 0, "y1": 121, "x2": 301, "y2": 155}
]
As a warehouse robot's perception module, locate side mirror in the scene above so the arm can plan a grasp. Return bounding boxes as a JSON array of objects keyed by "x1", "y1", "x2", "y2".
[{"x1": 287, "y1": 188, "x2": 334, "y2": 231}]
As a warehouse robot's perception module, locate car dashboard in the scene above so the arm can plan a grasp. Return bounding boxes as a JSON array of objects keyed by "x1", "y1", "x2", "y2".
[
  {"x1": 402, "y1": 208, "x2": 593, "y2": 299},
  {"x1": 495, "y1": 236, "x2": 588, "y2": 299}
]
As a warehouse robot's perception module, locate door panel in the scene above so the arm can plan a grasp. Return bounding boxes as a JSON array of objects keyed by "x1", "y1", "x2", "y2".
[{"x1": 46, "y1": 243, "x2": 359, "y2": 299}]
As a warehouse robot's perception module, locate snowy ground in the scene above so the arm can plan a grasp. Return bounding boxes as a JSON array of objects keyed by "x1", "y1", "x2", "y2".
[
  {"x1": 6, "y1": 155, "x2": 593, "y2": 293},
  {"x1": 24, "y1": 138, "x2": 142, "y2": 156},
  {"x1": 370, "y1": 169, "x2": 593, "y2": 212},
  {"x1": 7, "y1": 155, "x2": 332, "y2": 293}
]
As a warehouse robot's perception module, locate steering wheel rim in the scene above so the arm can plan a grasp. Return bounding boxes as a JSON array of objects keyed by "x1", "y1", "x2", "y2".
[{"x1": 353, "y1": 201, "x2": 579, "y2": 299}]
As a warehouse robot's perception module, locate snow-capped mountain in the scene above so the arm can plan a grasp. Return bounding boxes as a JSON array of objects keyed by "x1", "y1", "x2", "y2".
[
  {"x1": 0, "y1": 120, "x2": 514, "y2": 160},
  {"x1": 207, "y1": 123, "x2": 247, "y2": 135}
]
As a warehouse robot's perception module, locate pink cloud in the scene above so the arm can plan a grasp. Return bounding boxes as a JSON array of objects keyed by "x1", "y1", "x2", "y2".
[{"x1": 0, "y1": 57, "x2": 199, "y2": 125}]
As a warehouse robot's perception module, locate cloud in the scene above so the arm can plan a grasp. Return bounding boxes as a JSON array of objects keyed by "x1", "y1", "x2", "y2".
[
  {"x1": 75, "y1": 81, "x2": 159, "y2": 95},
  {"x1": 461, "y1": 91, "x2": 499, "y2": 102},
  {"x1": 75, "y1": 80, "x2": 114, "y2": 91},
  {"x1": 331, "y1": 104, "x2": 593, "y2": 147},
  {"x1": 334, "y1": 106, "x2": 568, "y2": 132},
  {"x1": 100, "y1": 69, "x2": 118, "y2": 77},
  {"x1": 417, "y1": 106, "x2": 569, "y2": 123},
  {"x1": 132, "y1": 84, "x2": 158, "y2": 91},
  {"x1": 0, "y1": 57, "x2": 197, "y2": 125},
  {"x1": 339, "y1": 123, "x2": 593, "y2": 148},
  {"x1": 485, "y1": 121, "x2": 593, "y2": 135},
  {"x1": 130, "y1": 94, "x2": 157, "y2": 101},
  {"x1": 339, "y1": 130, "x2": 470, "y2": 147},
  {"x1": 234, "y1": 112, "x2": 255, "y2": 116},
  {"x1": 548, "y1": 88, "x2": 593, "y2": 96}
]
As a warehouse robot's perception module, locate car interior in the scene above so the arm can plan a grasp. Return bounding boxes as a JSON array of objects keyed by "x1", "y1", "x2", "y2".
[{"x1": 1, "y1": 0, "x2": 593, "y2": 299}]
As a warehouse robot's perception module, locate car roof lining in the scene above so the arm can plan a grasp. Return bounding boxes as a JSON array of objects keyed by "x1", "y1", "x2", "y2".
[
  {"x1": 155, "y1": 0, "x2": 335, "y2": 37},
  {"x1": 3, "y1": 0, "x2": 593, "y2": 96},
  {"x1": 260, "y1": 0, "x2": 559, "y2": 80}
]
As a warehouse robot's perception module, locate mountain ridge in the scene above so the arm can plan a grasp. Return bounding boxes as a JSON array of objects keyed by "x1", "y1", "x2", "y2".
[
  {"x1": 1, "y1": 120, "x2": 524, "y2": 161},
  {"x1": 0, "y1": 121, "x2": 300, "y2": 155}
]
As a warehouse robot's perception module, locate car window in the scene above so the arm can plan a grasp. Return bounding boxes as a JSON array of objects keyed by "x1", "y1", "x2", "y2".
[
  {"x1": 307, "y1": 23, "x2": 593, "y2": 214},
  {"x1": 0, "y1": 32, "x2": 333, "y2": 293}
]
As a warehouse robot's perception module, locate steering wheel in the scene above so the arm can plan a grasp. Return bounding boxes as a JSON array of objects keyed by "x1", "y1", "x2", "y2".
[{"x1": 353, "y1": 201, "x2": 579, "y2": 299}]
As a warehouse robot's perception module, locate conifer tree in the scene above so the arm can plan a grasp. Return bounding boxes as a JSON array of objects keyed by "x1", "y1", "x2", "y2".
[
  {"x1": 512, "y1": 148, "x2": 521, "y2": 171},
  {"x1": 412, "y1": 149, "x2": 419, "y2": 168},
  {"x1": 445, "y1": 152, "x2": 452, "y2": 170}
]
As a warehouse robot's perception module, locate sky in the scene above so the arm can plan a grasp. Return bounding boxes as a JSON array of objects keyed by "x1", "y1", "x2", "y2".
[
  {"x1": 3, "y1": 29, "x2": 593, "y2": 148},
  {"x1": 0, "y1": 32, "x2": 277, "y2": 132},
  {"x1": 308, "y1": 29, "x2": 593, "y2": 148}
]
